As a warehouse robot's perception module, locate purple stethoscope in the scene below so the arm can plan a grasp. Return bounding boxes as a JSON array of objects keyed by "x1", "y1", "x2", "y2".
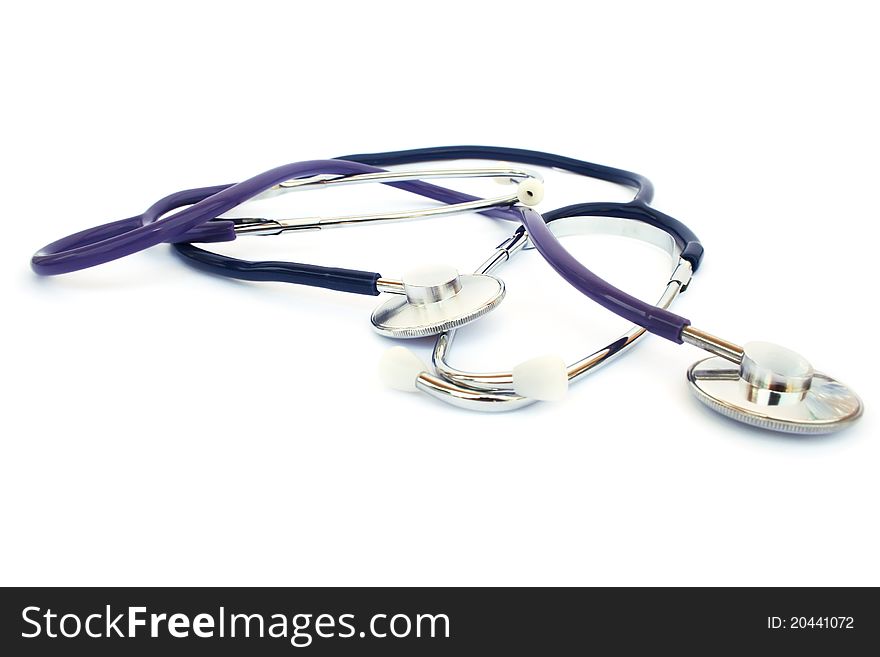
[{"x1": 31, "y1": 147, "x2": 862, "y2": 433}]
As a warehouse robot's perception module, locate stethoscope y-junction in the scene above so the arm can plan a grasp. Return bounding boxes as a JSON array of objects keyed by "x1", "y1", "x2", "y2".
[{"x1": 31, "y1": 146, "x2": 863, "y2": 434}]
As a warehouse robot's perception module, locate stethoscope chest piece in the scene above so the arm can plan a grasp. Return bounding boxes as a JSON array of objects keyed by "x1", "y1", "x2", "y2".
[
  {"x1": 687, "y1": 341, "x2": 863, "y2": 434},
  {"x1": 371, "y1": 265, "x2": 505, "y2": 338}
]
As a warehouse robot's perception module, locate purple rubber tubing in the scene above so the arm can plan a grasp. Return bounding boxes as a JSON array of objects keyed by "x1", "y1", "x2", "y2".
[
  {"x1": 32, "y1": 157, "x2": 691, "y2": 341},
  {"x1": 31, "y1": 159, "x2": 520, "y2": 276},
  {"x1": 515, "y1": 205, "x2": 690, "y2": 342}
]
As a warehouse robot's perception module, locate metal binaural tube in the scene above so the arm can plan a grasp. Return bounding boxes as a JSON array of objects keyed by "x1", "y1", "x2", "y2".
[
  {"x1": 433, "y1": 272, "x2": 690, "y2": 396},
  {"x1": 413, "y1": 372, "x2": 535, "y2": 412},
  {"x1": 680, "y1": 326, "x2": 744, "y2": 364}
]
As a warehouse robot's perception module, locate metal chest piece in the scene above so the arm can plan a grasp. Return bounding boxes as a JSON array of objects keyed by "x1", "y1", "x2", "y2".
[
  {"x1": 371, "y1": 265, "x2": 505, "y2": 338},
  {"x1": 687, "y1": 341, "x2": 863, "y2": 434}
]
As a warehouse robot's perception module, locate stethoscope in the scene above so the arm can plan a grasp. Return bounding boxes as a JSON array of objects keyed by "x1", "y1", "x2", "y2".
[{"x1": 31, "y1": 146, "x2": 863, "y2": 434}]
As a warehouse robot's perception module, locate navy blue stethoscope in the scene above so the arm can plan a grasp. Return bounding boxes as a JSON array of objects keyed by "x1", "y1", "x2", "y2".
[{"x1": 31, "y1": 146, "x2": 862, "y2": 433}]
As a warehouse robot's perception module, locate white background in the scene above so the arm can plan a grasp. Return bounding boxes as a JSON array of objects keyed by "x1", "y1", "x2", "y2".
[{"x1": 2, "y1": 1, "x2": 877, "y2": 586}]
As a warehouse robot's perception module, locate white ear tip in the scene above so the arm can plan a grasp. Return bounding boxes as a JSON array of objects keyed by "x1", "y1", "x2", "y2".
[
  {"x1": 512, "y1": 355, "x2": 568, "y2": 401},
  {"x1": 379, "y1": 347, "x2": 428, "y2": 392},
  {"x1": 517, "y1": 179, "x2": 544, "y2": 206}
]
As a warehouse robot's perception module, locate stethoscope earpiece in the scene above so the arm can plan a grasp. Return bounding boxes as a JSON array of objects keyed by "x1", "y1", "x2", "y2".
[
  {"x1": 492, "y1": 171, "x2": 544, "y2": 207},
  {"x1": 371, "y1": 265, "x2": 506, "y2": 338},
  {"x1": 511, "y1": 355, "x2": 569, "y2": 401},
  {"x1": 516, "y1": 179, "x2": 544, "y2": 206},
  {"x1": 687, "y1": 341, "x2": 863, "y2": 434}
]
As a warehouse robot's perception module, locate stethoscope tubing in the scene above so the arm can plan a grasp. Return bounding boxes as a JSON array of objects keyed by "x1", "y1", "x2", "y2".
[
  {"x1": 30, "y1": 158, "x2": 525, "y2": 276},
  {"x1": 520, "y1": 204, "x2": 692, "y2": 343}
]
